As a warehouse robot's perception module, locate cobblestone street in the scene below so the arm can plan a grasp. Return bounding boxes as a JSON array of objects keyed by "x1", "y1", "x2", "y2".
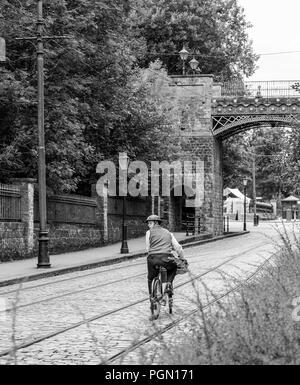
[{"x1": 0, "y1": 223, "x2": 292, "y2": 364}]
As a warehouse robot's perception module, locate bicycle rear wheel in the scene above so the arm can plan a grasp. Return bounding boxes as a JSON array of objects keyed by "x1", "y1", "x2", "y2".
[
  {"x1": 168, "y1": 294, "x2": 173, "y2": 314},
  {"x1": 151, "y1": 278, "x2": 163, "y2": 320}
]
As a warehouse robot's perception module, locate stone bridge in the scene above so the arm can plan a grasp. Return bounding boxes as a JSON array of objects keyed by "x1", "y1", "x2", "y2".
[{"x1": 162, "y1": 76, "x2": 300, "y2": 235}]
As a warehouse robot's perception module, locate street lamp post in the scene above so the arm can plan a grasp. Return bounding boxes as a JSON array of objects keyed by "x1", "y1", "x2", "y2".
[
  {"x1": 121, "y1": 195, "x2": 129, "y2": 254},
  {"x1": 179, "y1": 46, "x2": 189, "y2": 75},
  {"x1": 119, "y1": 153, "x2": 129, "y2": 254},
  {"x1": 37, "y1": 0, "x2": 50, "y2": 268},
  {"x1": 252, "y1": 151, "x2": 258, "y2": 226},
  {"x1": 243, "y1": 178, "x2": 248, "y2": 232}
]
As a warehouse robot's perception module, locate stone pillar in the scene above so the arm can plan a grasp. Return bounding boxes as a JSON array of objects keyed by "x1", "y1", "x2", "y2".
[
  {"x1": 270, "y1": 199, "x2": 277, "y2": 217},
  {"x1": 286, "y1": 208, "x2": 292, "y2": 222},
  {"x1": 10, "y1": 178, "x2": 35, "y2": 253},
  {"x1": 91, "y1": 184, "x2": 108, "y2": 244},
  {"x1": 165, "y1": 75, "x2": 223, "y2": 236}
]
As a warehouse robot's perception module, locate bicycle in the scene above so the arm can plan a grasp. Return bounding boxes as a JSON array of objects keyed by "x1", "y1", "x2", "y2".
[{"x1": 150, "y1": 266, "x2": 173, "y2": 320}]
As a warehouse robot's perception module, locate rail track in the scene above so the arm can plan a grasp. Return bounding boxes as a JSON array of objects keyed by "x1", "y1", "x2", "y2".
[
  {"x1": 0, "y1": 243, "x2": 272, "y2": 359},
  {"x1": 0, "y1": 242, "x2": 266, "y2": 313},
  {"x1": 0, "y1": 235, "x2": 259, "y2": 297}
]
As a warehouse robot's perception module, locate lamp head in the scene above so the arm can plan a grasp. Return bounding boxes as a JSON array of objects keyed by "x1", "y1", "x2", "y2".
[
  {"x1": 179, "y1": 46, "x2": 189, "y2": 61},
  {"x1": 119, "y1": 152, "x2": 129, "y2": 171},
  {"x1": 243, "y1": 178, "x2": 248, "y2": 187},
  {"x1": 189, "y1": 57, "x2": 199, "y2": 71}
]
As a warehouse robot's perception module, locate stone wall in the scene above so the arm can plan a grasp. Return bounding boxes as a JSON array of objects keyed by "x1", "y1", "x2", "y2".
[
  {"x1": 107, "y1": 196, "x2": 151, "y2": 243},
  {"x1": 0, "y1": 179, "x2": 35, "y2": 261},
  {"x1": 107, "y1": 215, "x2": 148, "y2": 244},
  {"x1": 0, "y1": 180, "x2": 152, "y2": 261},
  {"x1": 0, "y1": 222, "x2": 29, "y2": 261},
  {"x1": 37, "y1": 224, "x2": 103, "y2": 255}
]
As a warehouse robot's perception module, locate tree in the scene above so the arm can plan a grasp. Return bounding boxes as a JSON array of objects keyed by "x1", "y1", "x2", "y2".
[
  {"x1": 283, "y1": 127, "x2": 300, "y2": 196},
  {"x1": 129, "y1": 0, "x2": 258, "y2": 80},
  {"x1": 223, "y1": 126, "x2": 292, "y2": 201},
  {"x1": 0, "y1": 0, "x2": 180, "y2": 194}
]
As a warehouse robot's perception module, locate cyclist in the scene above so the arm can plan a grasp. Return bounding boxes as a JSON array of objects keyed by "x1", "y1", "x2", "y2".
[{"x1": 145, "y1": 215, "x2": 185, "y2": 299}]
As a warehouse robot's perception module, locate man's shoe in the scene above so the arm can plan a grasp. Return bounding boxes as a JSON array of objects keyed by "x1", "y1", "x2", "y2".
[{"x1": 164, "y1": 282, "x2": 173, "y2": 296}]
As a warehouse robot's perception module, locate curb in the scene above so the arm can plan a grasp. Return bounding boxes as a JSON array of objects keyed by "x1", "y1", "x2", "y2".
[{"x1": 0, "y1": 231, "x2": 249, "y2": 288}]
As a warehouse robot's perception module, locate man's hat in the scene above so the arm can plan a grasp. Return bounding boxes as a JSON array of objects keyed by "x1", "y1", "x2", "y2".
[{"x1": 146, "y1": 215, "x2": 162, "y2": 223}]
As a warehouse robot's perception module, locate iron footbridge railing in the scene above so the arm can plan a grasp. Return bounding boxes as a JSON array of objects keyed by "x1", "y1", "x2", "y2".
[{"x1": 221, "y1": 80, "x2": 300, "y2": 99}]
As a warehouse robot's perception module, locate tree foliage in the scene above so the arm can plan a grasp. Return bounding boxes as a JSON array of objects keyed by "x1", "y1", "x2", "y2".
[
  {"x1": 0, "y1": 0, "x2": 261, "y2": 194},
  {"x1": 0, "y1": 0, "x2": 180, "y2": 193},
  {"x1": 129, "y1": 0, "x2": 258, "y2": 80},
  {"x1": 223, "y1": 126, "x2": 297, "y2": 201}
]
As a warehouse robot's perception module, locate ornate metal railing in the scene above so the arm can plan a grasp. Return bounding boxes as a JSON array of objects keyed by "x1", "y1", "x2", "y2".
[
  {"x1": 0, "y1": 183, "x2": 21, "y2": 222},
  {"x1": 221, "y1": 81, "x2": 300, "y2": 98}
]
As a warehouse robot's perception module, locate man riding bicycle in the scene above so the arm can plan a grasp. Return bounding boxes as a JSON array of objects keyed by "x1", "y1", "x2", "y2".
[{"x1": 145, "y1": 215, "x2": 185, "y2": 299}]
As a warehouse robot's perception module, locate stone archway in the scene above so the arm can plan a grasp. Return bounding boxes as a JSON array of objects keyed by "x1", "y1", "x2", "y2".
[{"x1": 164, "y1": 75, "x2": 300, "y2": 236}]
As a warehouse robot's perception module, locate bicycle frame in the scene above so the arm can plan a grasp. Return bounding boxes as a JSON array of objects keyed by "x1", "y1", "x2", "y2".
[{"x1": 150, "y1": 267, "x2": 173, "y2": 320}]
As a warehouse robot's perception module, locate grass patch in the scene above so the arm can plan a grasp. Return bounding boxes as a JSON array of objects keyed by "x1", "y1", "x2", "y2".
[{"x1": 149, "y1": 224, "x2": 300, "y2": 365}]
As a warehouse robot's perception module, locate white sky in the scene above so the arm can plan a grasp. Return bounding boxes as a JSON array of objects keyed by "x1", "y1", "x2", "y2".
[{"x1": 238, "y1": 0, "x2": 300, "y2": 81}]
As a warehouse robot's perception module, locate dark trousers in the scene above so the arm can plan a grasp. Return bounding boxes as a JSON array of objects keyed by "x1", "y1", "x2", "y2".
[{"x1": 147, "y1": 253, "x2": 177, "y2": 294}]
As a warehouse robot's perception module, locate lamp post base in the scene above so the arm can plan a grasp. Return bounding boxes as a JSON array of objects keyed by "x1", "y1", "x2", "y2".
[
  {"x1": 120, "y1": 225, "x2": 129, "y2": 254},
  {"x1": 37, "y1": 231, "x2": 51, "y2": 268},
  {"x1": 121, "y1": 242, "x2": 129, "y2": 254}
]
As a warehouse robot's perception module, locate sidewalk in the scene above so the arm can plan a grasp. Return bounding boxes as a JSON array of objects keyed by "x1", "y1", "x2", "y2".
[{"x1": 0, "y1": 230, "x2": 248, "y2": 287}]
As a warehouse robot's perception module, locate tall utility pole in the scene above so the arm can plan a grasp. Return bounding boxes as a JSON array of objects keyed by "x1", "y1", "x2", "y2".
[
  {"x1": 16, "y1": 1, "x2": 68, "y2": 268},
  {"x1": 252, "y1": 150, "x2": 257, "y2": 226},
  {"x1": 243, "y1": 178, "x2": 248, "y2": 232},
  {"x1": 36, "y1": 0, "x2": 50, "y2": 267}
]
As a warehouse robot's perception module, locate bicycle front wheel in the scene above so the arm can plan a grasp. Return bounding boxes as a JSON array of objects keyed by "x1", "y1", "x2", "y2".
[{"x1": 151, "y1": 278, "x2": 163, "y2": 319}]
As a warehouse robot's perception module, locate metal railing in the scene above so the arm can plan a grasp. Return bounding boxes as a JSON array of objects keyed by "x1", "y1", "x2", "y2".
[
  {"x1": 221, "y1": 81, "x2": 300, "y2": 98},
  {"x1": 0, "y1": 183, "x2": 21, "y2": 222}
]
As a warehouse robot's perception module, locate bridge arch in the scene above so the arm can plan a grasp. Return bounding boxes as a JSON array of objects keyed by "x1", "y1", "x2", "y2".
[{"x1": 213, "y1": 114, "x2": 300, "y2": 139}]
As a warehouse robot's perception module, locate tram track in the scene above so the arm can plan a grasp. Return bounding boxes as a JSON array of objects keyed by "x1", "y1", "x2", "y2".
[
  {"x1": 0, "y1": 259, "x2": 147, "y2": 296},
  {"x1": 0, "y1": 235, "x2": 257, "y2": 296},
  {"x1": 0, "y1": 244, "x2": 272, "y2": 359},
  {"x1": 0, "y1": 242, "x2": 266, "y2": 314}
]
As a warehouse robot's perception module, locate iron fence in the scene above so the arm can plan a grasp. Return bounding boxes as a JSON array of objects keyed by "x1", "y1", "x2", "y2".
[
  {"x1": 0, "y1": 183, "x2": 21, "y2": 222},
  {"x1": 221, "y1": 81, "x2": 300, "y2": 98}
]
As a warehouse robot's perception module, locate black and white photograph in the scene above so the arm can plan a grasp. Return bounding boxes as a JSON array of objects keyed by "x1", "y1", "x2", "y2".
[{"x1": 1, "y1": 0, "x2": 300, "y2": 372}]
